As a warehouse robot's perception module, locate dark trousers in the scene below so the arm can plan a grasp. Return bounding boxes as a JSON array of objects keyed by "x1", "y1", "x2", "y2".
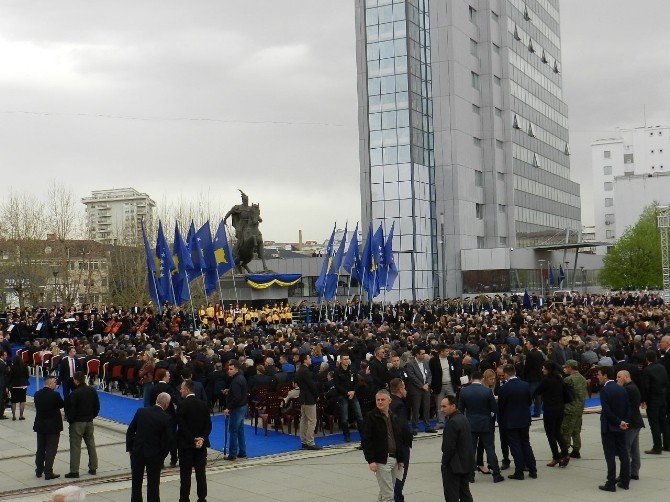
[
  {"x1": 646, "y1": 402, "x2": 670, "y2": 451},
  {"x1": 472, "y1": 431, "x2": 500, "y2": 474},
  {"x1": 0, "y1": 386, "x2": 7, "y2": 415},
  {"x1": 441, "y1": 465, "x2": 473, "y2": 502},
  {"x1": 507, "y1": 427, "x2": 537, "y2": 475},
  {"x1": 602, "y1": 432, "x2": 629, "y2": 487},
  {"x1": 131, "y1": 453, "x2": 163, "y2": 502},
  {"x1": 178, "y1": 447, "x2": 207, "y2": 502},
  {"x1": 499, "y1": 426, "x2": 510, "y2": 462},
  {"x1": 62, "y1": 380, "x2": 75, "y2": 400},
  {"x1": 35, "y1": 432, "x2": 60, "y2": 475},
  {"x1": 542, "y1": 409, "x2": 568, "y2": 459},
  {"x1": 394, "y1": 446, "x2": 410, "y2": 502},
  {"x1": 408, "y1": 389, "x2": 430, "y2": 429}
]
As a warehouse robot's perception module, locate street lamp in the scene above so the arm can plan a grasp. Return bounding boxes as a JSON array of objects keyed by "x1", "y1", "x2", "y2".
[
  {"x1": 538, "y1": 259, "x2": 546, "y2": 300},
  {"x1": 580, "y1": 266, "x2": 586, "y2": 294}
]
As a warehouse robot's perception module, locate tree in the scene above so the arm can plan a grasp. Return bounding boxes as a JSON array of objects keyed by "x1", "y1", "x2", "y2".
[
  {"x1": 600, "y1": 204, "x2": 662, "y2": 290},
  {"x1": 47, "y1": 181, "x2": 81, "y2": 241}
]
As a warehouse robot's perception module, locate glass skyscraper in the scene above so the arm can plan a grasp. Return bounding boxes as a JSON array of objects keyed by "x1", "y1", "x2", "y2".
[{"x1": 356, "y1": 0, "x2": 580, "y2": 299}]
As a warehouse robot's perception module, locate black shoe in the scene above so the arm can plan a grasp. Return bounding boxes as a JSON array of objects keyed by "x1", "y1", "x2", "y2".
[
  {"x1": 35, "y1": 470, "x2": 43, "y2": 478},
  {"x1": 569, "y1": 450, "x2": 581, "y2": 459},
  {"x1": 528, "y1": 471, "x2": 538, "y2": 479},
  {"x1": 616, "y1": 482, "x2": 629, "y2": 490},
  {"x1": 169, "y1": 461, "x2": 178, "y2": 468},
  {"x1": 468, "y1": 475, "x2": 475, "y2": 483},
  {"x1": 500, "y1": 460, "x2": 511, "y2": 471},
  {"x1": 532, "y1": 414, "x2": 541, "y2": 418},
  {"x1": 88, "y1": 469, "x2": 96, "y2": 475},
  {"x1": 493, "y1": 474, "x2": 505, "y2": 483},
  {"x1": 45, "y1": 473, "x2": 60, "y2": 480},
  {"x1": 631, "y1": 475, "x2": 639, "y2": 480},
  {"x1": 19, "y1": 416, "x2": 25, "y2": 420},
  {"x1": 598, "y1": 484, "x2": 616, "y2": 492},
  {"x1": 64, "y1": 472, "x2": 79, "y2": 478},
  {"x1": 508, "y1": 473, "x2": 524, "y2": 480},
  {"x1": 344, "y1": 435, "x2": 351, "y2": 443},
  {"x1": 302, "y1": 444, "x2": 323, "y2": 450},
  {"x1": 412, "y1": 430, "x2": 418, "y2": 436},
  {"x1": 225, "y1": 455, "x2": 237, "y2": 460},
  {"x1": 424, "y1": 428, "x2": 437, "y2": 433},
  {"x1": 237, "y1": 453, "x2": 247, "y2": 458},
  {"x1": 0, "y1": 415, "x2": 8, "y2": 419},
  {"x1": 645, "y1": 449, "x2": 662, "y2": 454}
]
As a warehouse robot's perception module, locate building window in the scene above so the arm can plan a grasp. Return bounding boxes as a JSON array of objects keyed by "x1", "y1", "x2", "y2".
[
  {"x1": 605, "y1": 213, "x2": 615, "y2": 225},
  {"x1": 495, "y1": 108, "x2": 502, "y2": 117},
  {"x1": 651, "y1": 150, "x2": 655, "y2": 154},
  {"x1": 469, "y1": 38, "x2": 478, "y2": 57},
  {"x1": 492, "y1": 11, "x2": 499, "y2": 21},
  {"x1": 469, "y1": 6, "x2": 476, "y2": 23},
  {"x1": 477, "y1": 236, "x2": 485, "y2": 248},
  {"x1": 471, "y1": 71, "x2": 480, "y2": 90},
  {"x1": 606, "y1": 230, "x2": 615, "y2": 239},
  {"x1": 499, "y1": 236, "x2": 507, "y2": 246},
  {"x1": 603, "y1": 165, "x2": 612, "y2": 175},
  {"x1": 473, "y1": 137, "x2": 482, "y2": 146},
  {"x1": 472, "y1": 103, "x2": 480, "y2": 114},
  {"x1": 605, "y1": 198, "x2": 614, "y2": 207},
  {"x1": 496, "y1": 171, "x2": 505, "y2": 180},
  {"x1": 492, "y1": 43, "x2": 500, "y2": 54},
  {"x1": 496, "y1": 140, "x2": 503, "y2": 149},
  {"x1": 494, "y1": 75, "x2": 501, "y2": 85},
  {"x1": 475, "y1": 203, "x2": 484, "y2": 219},
  {"x1": 604, "y1": 150, "x2": 611, "y2": 159},
  {"x1": 475, "y1": 170, "x2": 484, "y2": 186},
  {"x1": 498, "y1": 204, "x2": 506, "y2": 214},
  {"x1": 624, "y1": 153, "x2": 634, "y2": 164},
  {"x1": 604, "y1": 182, "x2": 613, "y2": 191}
]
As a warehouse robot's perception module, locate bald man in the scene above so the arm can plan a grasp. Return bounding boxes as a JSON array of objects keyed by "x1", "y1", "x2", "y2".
[{"x1": 616, "y1": 370, "x2": 643, "y2": 480}]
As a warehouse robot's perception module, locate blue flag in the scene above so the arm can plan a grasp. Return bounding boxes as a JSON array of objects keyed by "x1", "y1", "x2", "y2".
[
  {"x1": 186, "y1": 221, "x2": 203, "y2": 280},
  {"x1": 195, "y1": 221, "x2": 219, "y2": 297},
  {"x1": 172, "y1": 223, "x2": 193, "y2": 306},
  {"x1": 315, "y1": 224, "x2": 336, "y2": 298},
  {"x1": 213, "y1": 219, "x2": 235, "y2": 276},
  {"x1": 141, "y1": 220, "x2": 160, "y2": 307},
  {"x1": 360, "y1": 224, "x2": 376, "y2": 301},
  {"x1": 523, "y1": 290, "x2": 532, "y2": 309},
  {"x1": 342, "y1": 223, "x2": 361, "y2": 282},
  {"x1": 384, "y1": 222, "x2": 398, "y2": 291},
  {"x1": 369, "y1": 224, "x2": 385, "y2": 297},
  {"x1": 559, "y1": 264, "x2": 566, "y2": 286},
  {"x1": 324, "y1": 224, "x2": 347, "y2": 301},
  {"x1": 156, "y1": 221, "x2": 176, "y2": 305},
  {"x1": 548, "y1": 263, "x2": 555, "y2": 287}
]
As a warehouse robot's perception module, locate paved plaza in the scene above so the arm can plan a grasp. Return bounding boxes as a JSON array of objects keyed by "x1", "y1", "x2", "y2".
[{"x1": 1, "y1": 399, "x2": 669, "y2": 501}]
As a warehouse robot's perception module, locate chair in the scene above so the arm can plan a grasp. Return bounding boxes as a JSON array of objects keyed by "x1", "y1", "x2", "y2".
[
  {"x1": 578, "y1": 362, "x2": 592, "y2": 377},
  {"x1": 247, "y1": 386, "x2": 272, "y2": 421},
  {"x1": 586, "y1": 367, "x2": 600, "y2": 398},
  {"x1": 276, "y1": 383, "x2": 293, "y2": 398},
  {"x1": 282, "y1": 398, "x2": 302, "y2": 435},
  {"x1": 256, "y1": 396, "x2": 284, "y2": 436},
  {"x1": 110, "y1": 364, "x2": 123, "y2": 392},
  {"x1": 32, "y1": 352, "x2": 43, "y2": 377},
  {"x1": 124, "y1": 366, "x2": 139, "y2": 397},
  {"x1": 21, "y1": 350, "x2": 31, "y2": 368},
  {"x1": 316, "y1": 396, "x2": 335, "y2": 435},
  {"x1": 86, "y1": 359, "x2": 100, "y2": 385},
  {"x1": 101, "y1": 362, "x2": 109, "y2": 390},
  {"x1": 41, "y1": 352, "x2": 53, "y2": 376},
  {"x1": 50, "y1": 355, "x2": 61, "y2": 377}
]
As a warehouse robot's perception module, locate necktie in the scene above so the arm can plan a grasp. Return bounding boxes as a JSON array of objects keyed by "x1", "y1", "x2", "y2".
[{"x1": 70, "y1": 357, "x2": 75, "y2": 377}]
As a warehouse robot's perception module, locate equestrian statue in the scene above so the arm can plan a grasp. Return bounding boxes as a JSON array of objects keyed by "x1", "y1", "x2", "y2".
[{"x1": 223, "y1": 190, "x2": 268, "y2": 274}]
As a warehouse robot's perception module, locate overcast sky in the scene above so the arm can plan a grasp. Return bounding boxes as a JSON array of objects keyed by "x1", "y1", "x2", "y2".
[{"x1": 0, "y1": 1, "x2": 668, "y2": 243}]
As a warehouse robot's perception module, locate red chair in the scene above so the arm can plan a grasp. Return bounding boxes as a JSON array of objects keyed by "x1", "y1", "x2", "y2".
[
  {"x1": 256, "y1": 396, "x2": 284, "y2": 436},
  {"x1": 276, "y1": 383, "x2": 292, "y2": 398},
  {"x1": 32, "y1": 352, "x2": 43, "y2": 377},
  {"x1": 86, "y1": 359, "x2": 100, "y2": 385},
  {"x1": 101, "y1": 362, "x2": 109, "y2": 390},
  {"x1": 316, "y1": 396, "x2": 335, "y2": 435},
  {"x1": 110, "y1": 364, "x2": 123, "y2": 392},
  {"x1": 50, "y1": 355, "x2": 62, "y2": 377},
  {"x1": 282, "y1": 399, "x2": 302, "y2": 435},
  {"x1": 21, "y1": 350, "x2": 31, "y2": 367},
  {"x1": 124, "y1": 366, "x2": 139, "y2": 397},
  {"x1": 41, "y1": 352, "x2": 53, "y2": 376},
  {"x1": 248, "y1": 386, "x2": 272, "y2": 421}
]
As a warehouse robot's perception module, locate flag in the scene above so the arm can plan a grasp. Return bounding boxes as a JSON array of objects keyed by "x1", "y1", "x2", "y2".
[
  {"x1": 369, "y1": 224, "x2": 385, "y2": 296},
  {"x1": 195, "y1": 221, "x2": 219, "y2": 297},
  {"x1": 324, "y1": 224, "x2": 347, "y2": 301},
  {"x1": 141, "y1": 220, "x2": 160, "y2": 307},
  {"x1": 559, "y1": 264, "x2": 566, "y2": 286},
  {"x1": 384, "y1": 222, "x2": 398, "y2": 291},
  {"x1": 213, "y1": 219, "x2": 235, "y2": 275},
  {"x1": 523, "y1": 290, "x2": 532, "y2": 309},
  {"x1": 342, "y1": 222, "x2": 361, "y2": 283},
  {"x1": 172, "y1": 223, "x2": 193, "y2": 306},
  {"x1": 186, "y1": 221, "x2": 203, "y2": 280},
  {"x1": 315, "y1": 224, "x2": 336, "y2": 298},
  {"x1": 360, "y1": 224, "x2": 377, "y2": 301},
  {"x1": 156, "y1": 221, "x2": 176, "y2": 305},
  {"x1": 548, "y1": 263, "x2": 555, "y2": 287}
]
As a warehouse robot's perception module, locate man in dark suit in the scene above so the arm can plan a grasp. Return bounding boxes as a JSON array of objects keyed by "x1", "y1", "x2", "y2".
[
  {"x1": 57, "y1": 347, "x2": 80, "y2": 399},
  {"x1": 660, "y1": 335, "x2": 670, "y2": 444},
  {"x1": 641, "y1": 351, "x2": 669, "y2": 454},
  {"x1": 64, "y1": 371, "x2": 99, "y2": 478},
  {"x1": 458, "y1": 371, "x2": 504, "y2": 483},
  {"x1": 33, "y1": 375, "x2": 64, "y2": 480},
  {"x1": 176, "y1": 379, "x2": 212, "y2": 502},
  {"x1": 616, "y1": 369, "x2": 644, "y2": 480},
  {"x1": 389, "y1": 378, "x2": 413, "y2": 502},
  {"x1": 429, "y1": 345, "x2": 462, "y2": 429},
  {"x1": 0, "y1": 350, "x2": 9, "y2": 419},
  {"x1": 523, "y1": 339, "x2": 544, "y2": 417},
  {"x1": 441, "y1": 395, "x2": 474, "y2": 502},
  {"x1": 150, "y1": 368, "x2": 178, "y2": 467},
  {"x1": 597, "y1": 365, "x2": 630, "y2": 491},
  {"x1": 405, "y1": 347, "x2": 436, "y2": 434},
  {"x1": 497, "y1": 364, "x2": 537, "y2": 480},
  {"x1": 127, "y1": 392, "x2": 175, "y2": 502},
  {"x1": 368, "y1": 346, "x2": 390, "y2": 396}
]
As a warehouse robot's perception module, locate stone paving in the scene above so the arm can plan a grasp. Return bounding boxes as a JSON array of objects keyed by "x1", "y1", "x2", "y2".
[{"x1": 2, "y1": 394, "x2": 669, "y2": 501}]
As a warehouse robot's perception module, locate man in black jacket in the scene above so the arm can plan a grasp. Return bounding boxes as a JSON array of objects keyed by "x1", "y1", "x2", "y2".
[
  {"x1": 616, "y1": 370, "x2": 644, "y2": 480},
  {"x1": 127, "y1": 392, "x2": 174, "y2": 502},
  {"x1": 389, "y1": 378, "x2": 412, "y2": 502},
  {"x1": 523, "y1": 339, "x2": 544, "y2": 417},
  {"x1": 57, "y1": 346, "x2": 80, "y2": 399},
  {"x1": 177, "y1": 379, "x2": 212, "y2": 502},
  {"x1": 333, "y1": 354, "x2": 364, "y2": 442},
  {"x1": 295, "y1": 353, "x2": 321, "y2": 450},
  {"x1": 641, "y1": 351, "x2": 670, "y2": 454},
  {"x1": 361, "y1": 390, "x2": 406, "y2": 502},
  {"x1": 150, "y1": 368, "x2": 178, "y2": 467},
  {"x1": 429, "y1": 345, "x2": 461, "y2": 429},
  {"x1": 0, "y1": 350, "x2": 9, "y2": 420},
  {"x1": 222, "y1": 360, "x2": 248, "y2": 460},
  {"x1": 33, "y1": 375, "x2": 64, "y2": 480},
  {"x1": 368, "y1": 346, "x2": 389, "y2": 395},
  {"x1": 64, "y1": 371, "x2": 99, "y2": 478},
  {"x1": 441, "y1": 395, "x2": 474, "y2": 502}
]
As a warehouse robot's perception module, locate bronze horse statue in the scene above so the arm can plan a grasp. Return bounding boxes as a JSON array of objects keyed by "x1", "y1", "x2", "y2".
[{"x1": 224, "y1": 192, "x2": 268, "y2": 274}]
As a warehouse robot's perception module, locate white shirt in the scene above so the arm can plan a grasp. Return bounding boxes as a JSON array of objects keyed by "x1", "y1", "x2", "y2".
[
  {"x1": 417, "y1": 360, "x2": 427, "y2": 384},
  {"x1": 440, "y1": 357, "x2": 451, "y2": 385}
]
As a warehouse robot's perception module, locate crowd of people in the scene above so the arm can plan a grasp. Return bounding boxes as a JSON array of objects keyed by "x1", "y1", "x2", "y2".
[{"x1": 0, "y1": 289, "x2": 669, "y2": 501}]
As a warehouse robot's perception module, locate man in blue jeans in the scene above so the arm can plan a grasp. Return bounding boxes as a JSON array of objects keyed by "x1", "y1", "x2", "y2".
[
  {"x1": 223, "y1": 360, "x2": 247, "y2": 460},
  {"x1": 333, "y1": 354, "x2": 364, "y2": 442}
]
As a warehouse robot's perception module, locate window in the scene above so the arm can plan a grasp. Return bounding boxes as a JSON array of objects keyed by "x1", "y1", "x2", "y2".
[
  {"x1": 498, "y1": 204, "x2": 506, "y2": 213},
  {"x1": 475, "y1": 203, "x2": 484, "y2": 219},
  {"x1": 605, "y1": 214, "x2": 615, "y2": 225},
  {"x1": 603, "y1": 165, "x2": 612, "y2": 175},
  {"x1": 606, "y1": 230, "x2": 615, "y2": 239},
  {"x1": 469, "y1": 6, "x2": 476, "y2": 23},
  {"x1": 494, "y1": 75, "x2": 501, "y2": 86},
  {"x1": 495, "y1": 107, "x2": 502, "y2": 117},
  {"x1": 604, "y1": 150, "x2": 611, "y2": 159},
  {"x1": 605, "y1": 198, "x2": 613, "y2": 207},
  {"x1": 499, "y1": 236, "x2": 507, "y2": 246},
  {"x1": 475, "y1": 170, "x2": 484, "y2": 186},
  {"x1": 492, "y1": 43, "x2": 500, "y2": 54},
  {"x1": 496, "y1": 140, "x2": 504, "y2": 149},
  {"x1": 624, "y1": 153, "x2": 634, "y2": 164},
  {"x1": 477, "y1": 236, "x2": 485, "y2": 248},
  {"x1": 497, "y1": 171, "x2": 505, "y2": 180},
  {"x1": 469, "y1": 38, "x2": 478, "y2": 57},
  {"x1": 651, "y1": 150, "x2": 655, "y2": 154},
  {"x1": 471, "y1": 71, "x2": 480, "y2": 90},
  {"x1": 604, "y1": 182, "x2": 613, "y2": 191},
  {"x1": 492, "y1": 11, "x2": 499, "y2": 21},
  {"x1": 473, "y1": 137, "x2": 482, "y2": 146},
  {"x1": 472, "y1": 103, "x2": 480, "y2": 114}
]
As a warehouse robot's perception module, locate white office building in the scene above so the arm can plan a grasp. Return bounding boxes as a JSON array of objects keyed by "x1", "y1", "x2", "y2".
[
  {"x1": 82, "y1": 188, "x2": 156, "y2": 245},
  {"x1": 592, "y1": 125, "x2": 670, "y2": 249}
]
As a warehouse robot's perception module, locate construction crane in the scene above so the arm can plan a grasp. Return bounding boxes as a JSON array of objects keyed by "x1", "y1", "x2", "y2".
[{"x1": 657, "y1": 206, "x2": 670, "y2": 302}]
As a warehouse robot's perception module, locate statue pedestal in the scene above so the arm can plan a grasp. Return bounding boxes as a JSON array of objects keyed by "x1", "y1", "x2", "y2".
[{"x1": 218, "y1": 275, "x2": 289, "y2": 306}]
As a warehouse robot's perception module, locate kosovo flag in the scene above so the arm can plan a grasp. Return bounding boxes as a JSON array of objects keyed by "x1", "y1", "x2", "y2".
[
  {"x1": 186, "y1": 221, "x2": 203, "y2": 280},
  {"x1": 315, "y1": 224, "x2": 336, "y2": 298},
  {"x1": 360, "y1": 224, "x2": 375, "y2": 301},
  {"x1": 195, "y1": 221, "x2": 219, "y2": 297},
  {"x1": 324, "y1": 224, "x2": 347, "y2": 301},
  {"x1": 342, "y1": 222, "x2": 361, "y2": 283},
  {"x1": 559, "y1": 264, "x2": 566, "y2": 286},
  {"x1": 370, "y1": 224, "x2": 385, "y2": 296},
  {"x1": 172, "y1": 223, "x2": 193, "y2": 306},
  {"x1": 141, "y1": 220, "x2": 160, "y2": 306},
  {"x1": 213, "y1": 219, "x2": 235, "y2": 276},
  {"x1": 156, "y1": 221, "x2": 177, "y2": 305},
  {"x1": 384, "y1": 222, "x2": 398, "y2": 291}
]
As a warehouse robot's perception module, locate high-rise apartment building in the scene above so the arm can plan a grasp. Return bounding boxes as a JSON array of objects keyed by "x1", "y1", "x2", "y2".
[
  {"x1": 356, "y1": 0, "x2": 580, "y2": 299},
  {"x1": 82, "y1": 188, "x2": 155, "y2": 245},
  {"x1": 592, "y1": 125, "x2": 670, "y2": 249}
]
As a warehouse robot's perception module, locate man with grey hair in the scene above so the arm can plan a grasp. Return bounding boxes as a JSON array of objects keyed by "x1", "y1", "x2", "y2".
[
  {"x1": 127, "y1": 391, "x2": 174, "y2": 502},
  {"x1": 52, "y1": 485, "x2": 85, "y2": 502}
]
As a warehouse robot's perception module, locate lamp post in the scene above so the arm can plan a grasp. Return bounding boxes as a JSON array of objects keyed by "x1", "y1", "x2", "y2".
[
  {"x1": 580, "y1": 266, "x2": 586, "y2": 294},
  {"x1": 564, "y1": 260, "x2": 570, "y2": 290},
  {"x1": 538, "y1": 259, "x2": 546, "y2": 302}
]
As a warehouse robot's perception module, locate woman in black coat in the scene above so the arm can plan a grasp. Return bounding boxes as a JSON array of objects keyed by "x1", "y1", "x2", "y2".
[
  {"x1": 9, "y1": 355, "x2": 30, "y2": 420},
  {"x1": 532, "y1": 361, "x2": 570, "y2": 467}
]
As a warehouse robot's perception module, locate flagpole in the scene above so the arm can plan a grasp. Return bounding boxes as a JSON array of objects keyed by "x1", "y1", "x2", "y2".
[
  {"x1": 369, "y1": 269, "x2": 377, "y2": 321},
  {"x1": 230, "y1": 269, "x2": 240, "y2": 306},
  {"x1": 184, "y1": 271, "x2": 197, "y2": 331},
  {"x1": 169, "y1": 274, "x2": 178, "y2": 308},
  {"x1": 215, "y1": 269, "x2": 225, "y2": 309},
  {"x1": 151, "y1": 273, "x2": 162, "y2": 316}
]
